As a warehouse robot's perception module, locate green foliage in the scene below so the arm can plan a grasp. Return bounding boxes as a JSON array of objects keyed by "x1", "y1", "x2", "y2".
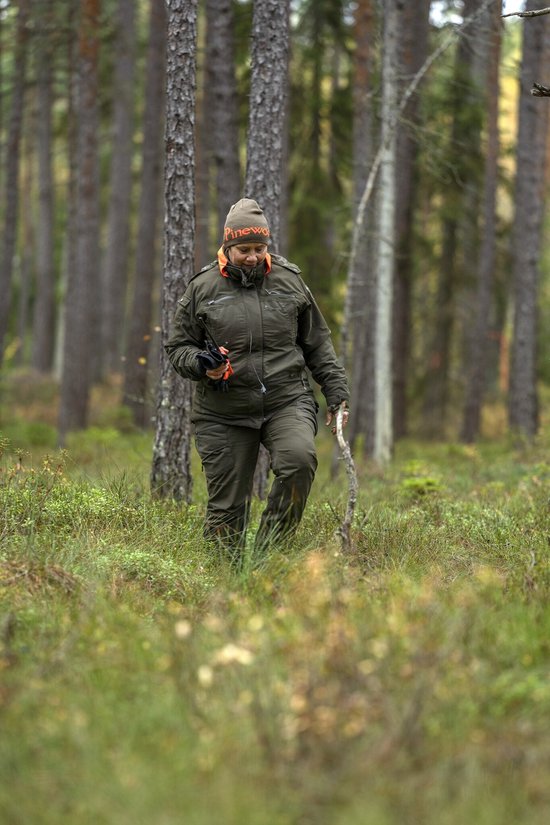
[
  {"x1": 400, "y1": 459, "x2": 444, "y2": 497},
  {"x1": 0, "y1": 419, "x2": 57, "y2": 448}
]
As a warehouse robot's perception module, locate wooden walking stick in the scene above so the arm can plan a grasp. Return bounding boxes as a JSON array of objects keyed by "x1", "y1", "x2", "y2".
[{"x1": 335, "y1": 404, "x2": 358, "y2": 552}]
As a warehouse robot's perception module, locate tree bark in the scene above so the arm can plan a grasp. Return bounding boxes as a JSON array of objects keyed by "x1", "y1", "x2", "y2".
[
  {"x1": 195, "y1": 9, "x2": 211, "y2": 269},
  {"x1": 508, "y1": 0, "x2": 550, "y2": 437},
  {"x1": 55, "y1": 2, "x2": 79, "y2": 381},
  {"x1": 422, "y1": 0, "x2": 481, "y2": 437},
  {"x1": 206, "y1": 0, "x2": 241, "y2": 241},
  {"x1": 279, "y1": 94, "x2": 290, "y2": 258},
  {"x1": 0, "y1": 10, "x2": 3, "y2": 198},
  {"x1": 245, "y1": 0, "x2": 290, "y2": 250},
  {"x1": 151, "y1": 0, "x2": 197, "y2": 500},
  {"x1": 346, "y1": 0, "x2": 376, "y2": 453},
  {"x1": 392, "y1": 0, "x2": 430, "y2": 440},
  {"x1": 16, "y1": 129, "x2": 34, "y2": 365},
  {"x1": 245, "y1": 0, "x2": 290, "y2": 498},
  {"x1": 123, "y1": 0, "x2": 166, "y2": 427},
  {"x1": 101, "y1": 0, "x2": 136, "y2": 377},
  {"x1": 461, "y1": 0, "x2": 502, "y2": 442},
  {"x1": 0, "y1": 0, "x2": 30, "y2": 366},
  {"x1": 58, "y1": 0, "x2": 101, "y2": 440},
  {"x1": 32, "y1": 3, "x2": 57, "y2": 373}
]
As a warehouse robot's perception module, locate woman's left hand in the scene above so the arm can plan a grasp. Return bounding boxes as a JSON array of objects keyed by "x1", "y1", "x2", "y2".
[{"x1": 326, "y1": 401, "x2": 349, "y2": 435}]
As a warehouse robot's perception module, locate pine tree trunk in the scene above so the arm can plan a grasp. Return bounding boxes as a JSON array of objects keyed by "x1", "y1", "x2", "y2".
[
  {"x1": 279, "y1": 95, "x2": 290, "y2": 258},
  {"x1": 0, "y1": 10, "x2": 3, "y2": 197},
  {"x1": 32, "y1": 6, "x2": 56, "y2": 373},
  {"x1": 346, "y1": 0, "x2": 375, "y2": 452},
  {"x1": 508, "y1": 1, "x2": 550, "y2": 437},
  {"x1": 16, "y1": 130, "x2": 34, "y2": 365},
  {"x1": 461, "y1": 0, "x2": 502, "y2": 442},
  {"x1": 101, "y1": 0, "x2": 136, "y2": 377},
  {"x1": 55, "y1": 3, "x2": 79, "y2": 381},
  {"x1": 422, "y1": 0, "x2": 480, "y2": 437},
  {"x1": 123, "y1": 0, "x2": 166, "y2": 427},
  {"x1": 0, "y1": 0, "x2": 29, "y2": 366},
  {"x1": 456, "y1": 2, "x2": 491, "y2": 425},
  {"x1": 245, "y1": 0, "x2": 290, "y2": 499},
  {"x1": 151, "y1": 0, "x2": 197, "y2": 501},
  {"x1": 58, "y1": 0, "x2": 101, "y2": 440},
  {"x1": 245, "y1": 0, "x2": 290, "y2": 250},
  {"x1": 373, "y1": 0, "x2": 400, "y2": 465},
  {"x1": 326, "y1": 43, "x2": 341, "y2": 261},
  {"x1": 206, "y1": 0, "x2": 241, "y2": 241},
  {"x1": 195, "y1": 13, "x2": 211, "y2": 269},
  {"x1": 392, "y1": 0, "x2": 430, "y2": 440}
]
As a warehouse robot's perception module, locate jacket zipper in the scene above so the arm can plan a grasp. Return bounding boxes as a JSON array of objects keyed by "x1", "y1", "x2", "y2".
[
  {"x1": 240, "y1": 289, "x2": 266, "y2": 405},
  {"x1": 255, "y1": 285, "x2": 267, "y2": 402},
  {"x1": 206, "y1": 295, "x2": 235, "y2": 305}
]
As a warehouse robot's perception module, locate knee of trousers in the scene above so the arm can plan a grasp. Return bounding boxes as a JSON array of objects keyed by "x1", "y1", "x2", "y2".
[{"x1": 271, "y1": 445, "x2": 318, "y2": 482}]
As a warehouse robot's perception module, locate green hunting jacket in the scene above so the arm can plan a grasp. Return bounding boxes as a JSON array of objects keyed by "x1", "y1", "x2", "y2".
[{"x1": 165, "y1": 250, "x2": 349, "y2": 428}]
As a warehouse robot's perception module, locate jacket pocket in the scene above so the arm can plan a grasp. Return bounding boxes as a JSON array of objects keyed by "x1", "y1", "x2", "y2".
[{"x1": 262, "y1": 291, "x2": 298, "y2": 344}]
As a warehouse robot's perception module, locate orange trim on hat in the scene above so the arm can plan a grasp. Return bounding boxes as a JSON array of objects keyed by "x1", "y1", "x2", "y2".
[{"x1": 217, "y1": 247, "x2": 271, "y2": 277}]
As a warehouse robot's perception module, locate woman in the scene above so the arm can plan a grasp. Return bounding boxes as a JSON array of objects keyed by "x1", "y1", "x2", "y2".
[{"x1": 165, "y1": 198, "x2": 349, "y2": 553}]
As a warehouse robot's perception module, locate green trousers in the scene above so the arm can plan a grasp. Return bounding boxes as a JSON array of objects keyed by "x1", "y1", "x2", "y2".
[{"x1": 194, "y1": 397, "x2": 318, "y2": 550}]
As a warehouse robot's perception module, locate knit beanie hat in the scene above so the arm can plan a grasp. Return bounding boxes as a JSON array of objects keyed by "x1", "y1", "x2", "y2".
[{"x1": 223, "y1": 198, "x2": 271, "y2": 248}]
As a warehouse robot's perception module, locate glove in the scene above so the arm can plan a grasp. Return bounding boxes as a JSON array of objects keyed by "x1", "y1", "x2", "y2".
[
  {"x1": 196, "y1": 343, "x2": 234, "y2": 392},
  {"x1": 196, "y1": 343, "x2": 227, "y2": 373}
]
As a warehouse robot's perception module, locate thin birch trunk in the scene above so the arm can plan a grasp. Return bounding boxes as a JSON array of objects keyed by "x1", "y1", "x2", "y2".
[{"x1": 373, "y1": 0, "x2": 400, "y2": 465}]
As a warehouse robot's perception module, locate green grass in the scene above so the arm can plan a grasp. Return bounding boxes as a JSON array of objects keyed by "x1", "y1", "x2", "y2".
[{"x1": 2, "y1": 381, "x2": 550, "y2": 823}]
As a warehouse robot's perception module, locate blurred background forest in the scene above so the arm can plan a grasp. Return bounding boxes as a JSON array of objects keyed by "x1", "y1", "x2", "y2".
[{"x1": 0, "y1": 0, "x2": 548, "y2": 458}]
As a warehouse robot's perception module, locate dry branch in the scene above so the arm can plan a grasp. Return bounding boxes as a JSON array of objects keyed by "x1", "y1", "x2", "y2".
[
  {"x1": 502, "y1": 6, "x2": 550, "y2": 18},
  {"x1": 501, "y1": 9, "x2": 550, "y2": 95},
  {"x1": 531, "y1": 81, "x2": 550, "y2": 95}
]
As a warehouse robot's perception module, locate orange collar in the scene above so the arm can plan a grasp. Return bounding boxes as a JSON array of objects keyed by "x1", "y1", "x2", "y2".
[{"x1": 217, "y1": 246, "x2": 271, "y2": 278}]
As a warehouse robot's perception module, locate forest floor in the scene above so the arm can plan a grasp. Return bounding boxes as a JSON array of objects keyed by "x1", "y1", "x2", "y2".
[{"x1": 1, "y1": 372, "x2": 550, "y2": 824}]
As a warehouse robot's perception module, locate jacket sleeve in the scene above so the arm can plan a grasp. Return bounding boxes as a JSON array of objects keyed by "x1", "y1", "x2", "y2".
[
  {"x1": 297, "y1": 278, "x2": 350, "y2": 409},
  {"x1": 164, "y1": 288, "x2": 205, "y2": 381}
]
